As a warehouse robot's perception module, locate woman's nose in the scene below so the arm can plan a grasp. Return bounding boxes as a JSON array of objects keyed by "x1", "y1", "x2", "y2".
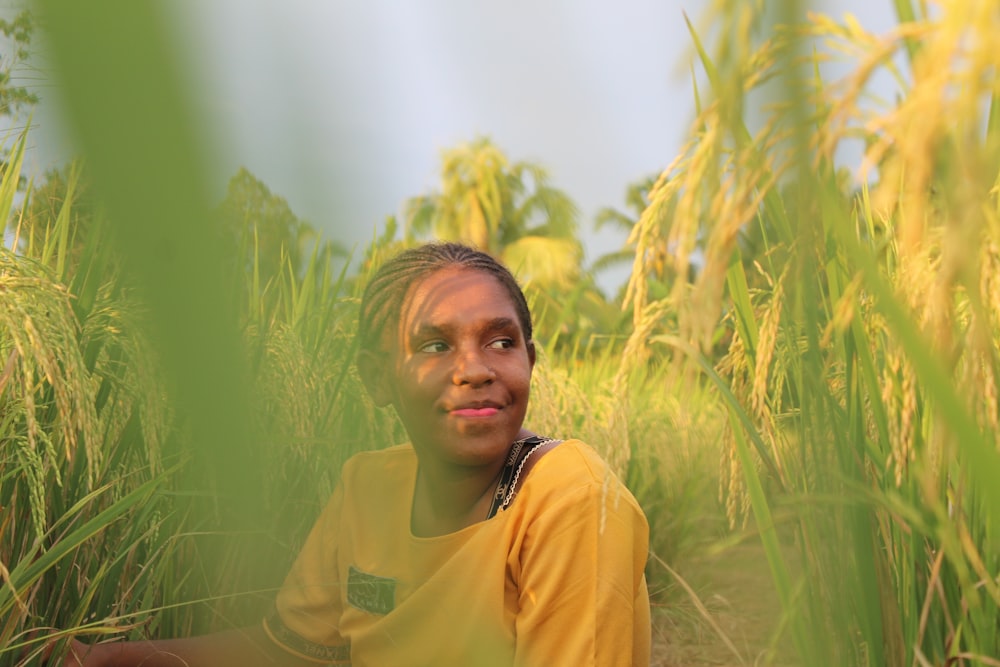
[{"x1": 453, "y1": 347, "x2": 495, "y2": 386}]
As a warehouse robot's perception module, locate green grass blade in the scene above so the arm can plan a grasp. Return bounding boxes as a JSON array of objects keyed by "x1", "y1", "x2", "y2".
[
  {"x1": 0, "y1": 476, "x2": 165, "y2": 615},
  {"x1": 52, "y1": 162, "x2": 81, "y2": 280},
  {"x1": 0, "y1": 128, "x2": 27, "y2": 225},
  {"x1": 725, "y1": 245, "x2": 759, "y2": 357},
  {"x1": 830, "y1": 213, "x2": 1000, "y2": 543}
]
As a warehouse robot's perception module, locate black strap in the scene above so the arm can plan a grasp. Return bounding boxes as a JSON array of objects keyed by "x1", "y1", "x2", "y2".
[{"x1": 485, "y1": 436, "x2": 549, "y2": 519}]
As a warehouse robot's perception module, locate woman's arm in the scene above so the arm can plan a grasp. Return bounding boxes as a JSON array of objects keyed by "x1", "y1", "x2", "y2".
[
  {"x1": 48, "y1": 482, "x2": 350, "y2": 667},
  {"x1": 50, "y1": 626, "x2": 317, "y2": 667},
  {"x1": 514, "y1": 478, "x2": 651, "y2": 667}
]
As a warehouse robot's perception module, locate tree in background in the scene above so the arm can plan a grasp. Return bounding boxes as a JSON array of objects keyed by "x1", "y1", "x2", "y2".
[
  {"x1": 217, "y1": 167, "x2": 347, "y2": 286},
  {"x1": 8, "y1": 165, "x2": 350, "y2": 294},
  {"x1": 404, "y1": 137, "x2": 582, "y2": 290},
  {"x1": 0, "y1": 9, "x2": 37, "y2": 122}
]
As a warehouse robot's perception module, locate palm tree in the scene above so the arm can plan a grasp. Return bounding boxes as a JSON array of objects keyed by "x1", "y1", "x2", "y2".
[{"x1": 404, "y1": 137, "x2": 582, "y2": 290}]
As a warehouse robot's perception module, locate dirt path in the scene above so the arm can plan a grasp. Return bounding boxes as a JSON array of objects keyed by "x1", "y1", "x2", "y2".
[{"x1": 651, "y1": 538, "x2": 797, "y2": 667}]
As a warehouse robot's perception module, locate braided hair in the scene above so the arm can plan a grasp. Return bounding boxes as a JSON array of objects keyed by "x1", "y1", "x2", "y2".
[{"x1": 357, "y1": 243, "x2": 533, "y2": 355}]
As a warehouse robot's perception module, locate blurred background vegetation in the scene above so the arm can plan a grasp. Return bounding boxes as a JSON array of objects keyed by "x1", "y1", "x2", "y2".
[{"x1": 3, "y1": 0, "x2": 1000, "y2": 665}]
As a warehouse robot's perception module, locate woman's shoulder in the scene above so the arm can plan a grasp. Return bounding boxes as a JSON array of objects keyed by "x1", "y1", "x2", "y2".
[
  {"x1": 512, "y1": 437, "x2": 647, "y2": 529},
  {"x1": 526, "y1": 439, "x2": 639, "y2": 505},
  {"x1": 534, "y1": 438, "x2": 613, "y2": 481}
]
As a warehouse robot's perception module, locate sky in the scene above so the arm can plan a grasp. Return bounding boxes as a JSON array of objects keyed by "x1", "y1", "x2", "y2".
[{"x1": 21, "y1": 0, "x2": 898, "y2": 293}]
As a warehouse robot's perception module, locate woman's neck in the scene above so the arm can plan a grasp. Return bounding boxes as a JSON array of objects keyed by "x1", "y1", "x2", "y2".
[{"x1": 410, "y1": 456, "x2": 506, "y2": 537}]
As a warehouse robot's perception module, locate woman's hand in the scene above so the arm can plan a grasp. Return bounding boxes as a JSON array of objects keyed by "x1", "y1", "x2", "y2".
[
  {"x1": 56, "y1": 639, "x2": 99, "y2": 666},
  {"x1": 26, "y1": 626, "x2": 314, "y2": 667},
  {"x1": 28, "y1": 625, "x2": 317, "y2": 667}
]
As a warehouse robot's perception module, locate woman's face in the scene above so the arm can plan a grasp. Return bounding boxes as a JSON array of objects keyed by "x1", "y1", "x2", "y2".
[{"x1": 382, "y1": 266, "x2": 535, "y2": 470}]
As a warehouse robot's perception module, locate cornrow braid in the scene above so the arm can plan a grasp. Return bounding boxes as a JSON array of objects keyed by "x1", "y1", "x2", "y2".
[{"x1": 357, "y1": 242, "x2": 533, "y2": 355}]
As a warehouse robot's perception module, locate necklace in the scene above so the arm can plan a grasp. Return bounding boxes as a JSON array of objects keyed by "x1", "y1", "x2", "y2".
[
  {"x1": 485, "y1": 436, "x2": 554, "y2": 519},
  {"x1": 500, "y1": 440, "x2": 547, "y2": 509}
]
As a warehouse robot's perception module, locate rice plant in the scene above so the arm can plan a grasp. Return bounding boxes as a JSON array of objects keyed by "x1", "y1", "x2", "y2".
[
  {"x1": 1, "y1": 139, "x2": 182, "y2": 660},
  {"x1": 622, "y1": 0, "x2": 1000, "y2": 663}
]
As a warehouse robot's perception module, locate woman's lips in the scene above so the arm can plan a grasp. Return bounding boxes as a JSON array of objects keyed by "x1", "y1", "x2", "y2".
[{"x1": 450, "y1": 406, "x2": 500, "y2": 418}]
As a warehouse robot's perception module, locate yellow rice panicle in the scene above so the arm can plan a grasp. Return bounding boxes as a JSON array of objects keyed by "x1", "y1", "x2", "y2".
[{"x1": 750, "y1": 267, "x2": 785, "y2": 420}]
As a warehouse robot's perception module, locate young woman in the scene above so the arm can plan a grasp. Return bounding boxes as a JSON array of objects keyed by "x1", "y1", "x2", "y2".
[{"x1": 49, "y1": 242, "x2": 650, "y2": 666}]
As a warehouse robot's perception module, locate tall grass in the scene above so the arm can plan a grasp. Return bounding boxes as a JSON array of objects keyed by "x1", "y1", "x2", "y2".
[
  {"x1": 1, "y1": 154, "x2": 397, "y2": 664},
  {"x1": 624, "y1": 0, "x2": 1000, "y2": 663},
  {"x1": 2, "y1": 132, "x2": 181, "y2": 658}
]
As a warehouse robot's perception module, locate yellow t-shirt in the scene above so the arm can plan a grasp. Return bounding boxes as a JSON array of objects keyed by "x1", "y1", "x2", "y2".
[{"x1": 263, "y1": 439, "x2": 651, "y2": 666}]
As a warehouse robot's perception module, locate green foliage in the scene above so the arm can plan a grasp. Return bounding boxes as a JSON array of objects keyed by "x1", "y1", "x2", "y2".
[
  {"x1": 0, "y1": 9, "x2": 37, "y2": 121},
  {"x1": 1, "y1": 142, "x2": 181, "y2": 656},
  {"x1": 218, "y1": 167, "x2": 347, "y2": 288}
]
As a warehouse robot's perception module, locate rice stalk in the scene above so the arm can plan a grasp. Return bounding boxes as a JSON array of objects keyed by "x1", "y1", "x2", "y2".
[
  {"x1": 0, "y1": 248, "x2": 100, "y2": 492},
  {"x1": 621, "y1": 0, "x2": 1000, "y2": 663}
]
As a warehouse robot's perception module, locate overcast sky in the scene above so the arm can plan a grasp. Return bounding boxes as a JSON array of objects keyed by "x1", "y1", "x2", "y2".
[{"x1": 24, "y1": 0, "x2": 897, "y2": 291}]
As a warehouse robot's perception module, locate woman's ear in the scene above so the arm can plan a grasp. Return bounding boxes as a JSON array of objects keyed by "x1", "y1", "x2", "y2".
[
  {"x1": 526, "y1": 339, "x2": 536, "y2": 370},
  {"x1": 357, "y1": 349, "x2": 393, "y2": 407}
]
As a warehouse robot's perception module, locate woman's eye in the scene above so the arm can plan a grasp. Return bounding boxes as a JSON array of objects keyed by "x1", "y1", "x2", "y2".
[
  {"x1": 487, "y1": 338, "x2": 514, "y2": 350},
  {"x1": 419, "y1": 341, "x2": 449, "y2": 353}
]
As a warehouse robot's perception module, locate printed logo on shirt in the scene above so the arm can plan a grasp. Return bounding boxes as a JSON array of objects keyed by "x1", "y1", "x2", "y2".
[{"x1": 347, "y1": 565, "x2": 396, "y2": 615}]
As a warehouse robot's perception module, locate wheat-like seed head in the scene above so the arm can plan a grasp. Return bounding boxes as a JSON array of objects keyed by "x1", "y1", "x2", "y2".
[
  {"x1": 1, "y1": 252, "x2": 100, "y2": 481},
  {"x1": 527, "y1": 353, "x2": 630, "y2": 476},
  {"x1": 751, "y1": 268, "x2": 786, "y2": 419}
]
